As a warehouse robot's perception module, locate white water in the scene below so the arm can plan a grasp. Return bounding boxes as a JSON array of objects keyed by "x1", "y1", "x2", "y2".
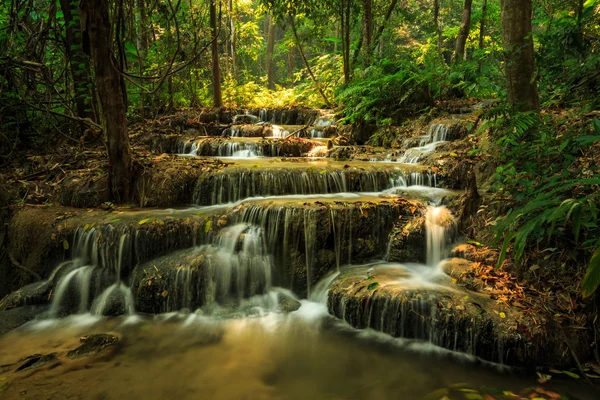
[
  {"x1": 307, "y1": 145, "x2": 328, "y2": 157},
  {"x1": 397, "y1": 124, "x2": 449, "y2": 164},
  {"x1": 425, "y1": 206, "x2": 453, "y2": 267}
]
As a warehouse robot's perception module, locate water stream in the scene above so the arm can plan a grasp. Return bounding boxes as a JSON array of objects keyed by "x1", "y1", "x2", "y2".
[{"x1": 6, "y1": 114, "x2": 595, "y2": 398}]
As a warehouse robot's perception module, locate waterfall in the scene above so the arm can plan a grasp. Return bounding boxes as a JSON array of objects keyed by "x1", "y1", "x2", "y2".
[
  {"x1": 178, "y1": 139, "x2": 263, "y2": 158},
  {"x1": 194, "y1": 169, "x2": 436, "y2": 205},
  {"x1": 271, "y1": 125, "x2": 289, "y2": 138},
  {"x1": 398, "y1": 124, "x2": 449, "y2": 164},
  {"x1": 48, "y1": 228, "x2": 136, "y2": 317},
  {"x1": 425, "y1": 206, "x2": 453, "y2": 267},
  {"x1": 307, "y1": 146, "x2": 328, "y2": 157}
]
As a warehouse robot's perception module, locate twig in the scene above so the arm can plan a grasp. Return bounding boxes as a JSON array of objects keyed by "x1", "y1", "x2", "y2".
[
  {"x1": 8, "y1": 251, "x2": 42, "y2": 281},
  {"x1": 283, "y1": 125, "x2": 310, "y2": 139}
]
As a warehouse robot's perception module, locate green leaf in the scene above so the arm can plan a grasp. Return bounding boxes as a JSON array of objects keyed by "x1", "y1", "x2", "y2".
[
  {"x1": 594, "y1": 118, "x2": 600, "y2": 135},
  {"x1": 562, "y1": 370, "x2": 580, "y2": 379},
  {"x1": 138, "y1": 218, "x2": 151, "y2": 225},
  {"x1": 582, "y1": 248, "x2": 600, "y2": 298},
  {"x1": 367, "y1": 282, "x2": 379, "y2": 291},
  {"x1": 496, "y1": 233, "x2": 512, "y2": 269},
  {"x1": 63, "y1": 239, "x2": 70, "y2": 250},
  {"x1": 205, "y1": 220, "x2": 212, "y2": 233}
]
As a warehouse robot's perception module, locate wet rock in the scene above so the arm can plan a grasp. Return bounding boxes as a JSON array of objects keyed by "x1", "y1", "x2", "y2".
[
  {"x1": 233, "y1": 114, "x2": 260, "y2": 124},
  {"x1": 0, "y1": 281, "x2": 53, "y2": 311},
  {"x1": 386, "y1": 214, "x2": 427, "y2": 264},
  {"x1": 59, "y1": 175, "x2": 110, "y2": 209},
  {"x1": 328, "y1": 263, "x2": 590, "y2": 368},
  {"x1": 90, "y1": 286, "x2": 132, "y2": 317},
  {"x1": 4, "y1": 207, "x2": 223, "y2": 300},
  {"x1": 277, "y1": 293, "x2": 301, "y2": 313},
  {"x1": 67, "y1": 334, "x2": 119, "y2": 359},
  {"x1": 0, "y1": 305, "x2": 47, "y2": 336},
  {"x1": 15, "y1": 353, "x2": 59, "y2": 372}
]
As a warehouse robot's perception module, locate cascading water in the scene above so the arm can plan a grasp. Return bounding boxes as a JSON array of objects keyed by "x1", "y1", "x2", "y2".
[
  {"x1": 194, "y1": 169, "x2": 437, "y2": 205},
  {"x1": 307, "y1": 146, "x2": 328, "y2": 157},
  {"x1": 270, "y1": 125, "x2": 290, "y2": 138},
  {"x1": 425, "y1": 206, "x2": 454, "y2": 267},
  {"x1": 398, "y1": 124, "x2": 449, "y2": 164},
  {"x1": 47, "y1": 228, "x2": 135, "y2": 317},
  {"x1": 150, "y1": 224, "x2": 273, "y2": 312},
  {"x1": 178, "y1": 139, "x2": 263, "y2": 158}
]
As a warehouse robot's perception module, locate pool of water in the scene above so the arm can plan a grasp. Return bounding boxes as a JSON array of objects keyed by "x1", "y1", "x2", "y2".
[{"x1": 1, "y1": 299, "x2": 597, "y2": 400}]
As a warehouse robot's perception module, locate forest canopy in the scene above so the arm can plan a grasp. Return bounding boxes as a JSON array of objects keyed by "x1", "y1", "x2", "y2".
[{"x1": 1, "y1": 0, "x2": 600, "y2": 297}]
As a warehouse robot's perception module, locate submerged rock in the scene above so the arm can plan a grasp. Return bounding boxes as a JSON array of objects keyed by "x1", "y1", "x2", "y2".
[
  {"x1": 67, "y1": 334, "x2": 119, "y2": 359},
  {"x1": 15, "y1": 353, "x2": 59, "y2": 372}
]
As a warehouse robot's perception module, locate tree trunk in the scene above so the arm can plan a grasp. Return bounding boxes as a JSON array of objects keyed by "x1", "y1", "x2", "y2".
[
  {"x1": 59, "y1": 0, "x2": 96, "y2": 128},
  {"x1": 478, "y1": 0, "x2": 487, "y2": 72},
  {"x1": 210, "y1": 0, "x2": 223, "y2": 108},
  {"x1": 371, "y1": 0, "x2": 398, "y2": 51},
  {"x1": 361, "y1": 0, "x2": 372, "y2": 67},
  {"x1": 266, "y1": 14, "x2": 276, "y2": 90},
  {"x1": 501, "y1": 0, "x2": 539, "y2": 111},
  {"x1": 289, "y1": 16, "x2": 332, "y2": 107},
  {"x1": 287, "y1": 45, "x2": 295, "y2": 83},
  {"x1": 136, "y1": 0, "x2": 148, "y2": 115},
  {"x1": 80, "y1": 0, "x2": 132, "y2": 203},
  {"x1": 343, "y1": 0, "x2": 351, "y2": 83},
  {"x1": 454, "y1": 0, "x2": 473, "y2": 63},
  {"x1": 434, "y1": 0, "x2": 443, "y2": 57},
  {"x1": 228, "y1": 0, "x2": 237, "y2": 79}
]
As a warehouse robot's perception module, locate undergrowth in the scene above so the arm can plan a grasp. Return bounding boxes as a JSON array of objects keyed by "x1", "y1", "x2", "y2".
[{"x1": 481, "y1": 106, "x2": 600, "y2": 297}]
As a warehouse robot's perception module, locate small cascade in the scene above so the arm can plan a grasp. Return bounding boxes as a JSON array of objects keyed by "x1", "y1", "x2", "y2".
[
  {"x1": 270, "y1": 125, "x2": 290, "y2": 138},
  {"x1": 307, "y1": 146, "x2": 328, "y2": 158},
  {"x1": 91, "y1": 282, "x2": 135, "y2": 316},
  {"x1": 310, "y1": 129, "x2": 324, "y2": 138},
  {"x1": 233, "y1": 114, "x2": 260, "y2": 124},
  {"x1": 194, "y1": 169, "x2": 436, "y2": 205},
  {"x1": 425, "y1": 206, "x2": 454, "y2": 267},
  {"x1": 315, "y1": 114, "x2": 335, "y2": 127},
  {"x1": 178, "y1": 139, "x2": 263, "y2": 158},
  {"x1": 140, "y1": 224, "x2": 273, "y2": 312},
  {"x1": 309, "y1": 271, "x2": 340, "y2": 304},
  {"x1": 398, "y1": 124, "x2": 450, "y2": 164},
  {"x1": 47, "y1": 228, "x2": 135, "y2": 317}
]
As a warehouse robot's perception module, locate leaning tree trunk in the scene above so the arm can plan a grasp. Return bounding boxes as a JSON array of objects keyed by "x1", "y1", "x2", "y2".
[
  {"x1": 454, "y1": 0, "x2": 473, "y2": 63},
  {"x1": 266, "y1": 14, "x2": 276, "y2": 90},
  {"x1": 210, "y1": 0, "x2": 223, "y2": 108},
  {"x1": 59, "y1": 0, "x2": 97, "y2": 129},
  {"x1": 80, "y1": 0, "x2": 132, "y2": 203},
  {"x1": 501, "y1": 0, "x2": 540, "y2": 111}
]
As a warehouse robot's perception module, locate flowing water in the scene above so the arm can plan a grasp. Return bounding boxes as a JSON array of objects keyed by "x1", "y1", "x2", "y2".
[{"x1": 4, "y1": 114, "x2": 598, "y2": 399}]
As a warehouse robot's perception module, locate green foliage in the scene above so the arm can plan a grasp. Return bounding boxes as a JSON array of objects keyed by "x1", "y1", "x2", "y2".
[{"x1": 489, "y1": 110, "x2": 600, "y2": 296}]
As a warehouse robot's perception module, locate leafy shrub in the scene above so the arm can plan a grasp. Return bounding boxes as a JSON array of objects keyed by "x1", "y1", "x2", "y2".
[{"x1": 486, "y1": 108, "x2": 600, "y2": 297}]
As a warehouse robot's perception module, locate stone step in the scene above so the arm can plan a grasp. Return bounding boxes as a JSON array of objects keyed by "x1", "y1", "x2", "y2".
[
  {"x1": 142, "y1": 135, "x2": 324, "y2": 158},
  {"x1": 1, "y1": 196, "x2": 425, "y2": 311},
  {"x1": 326, "y1": 260, "x2": 588, "y2": 368}
]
